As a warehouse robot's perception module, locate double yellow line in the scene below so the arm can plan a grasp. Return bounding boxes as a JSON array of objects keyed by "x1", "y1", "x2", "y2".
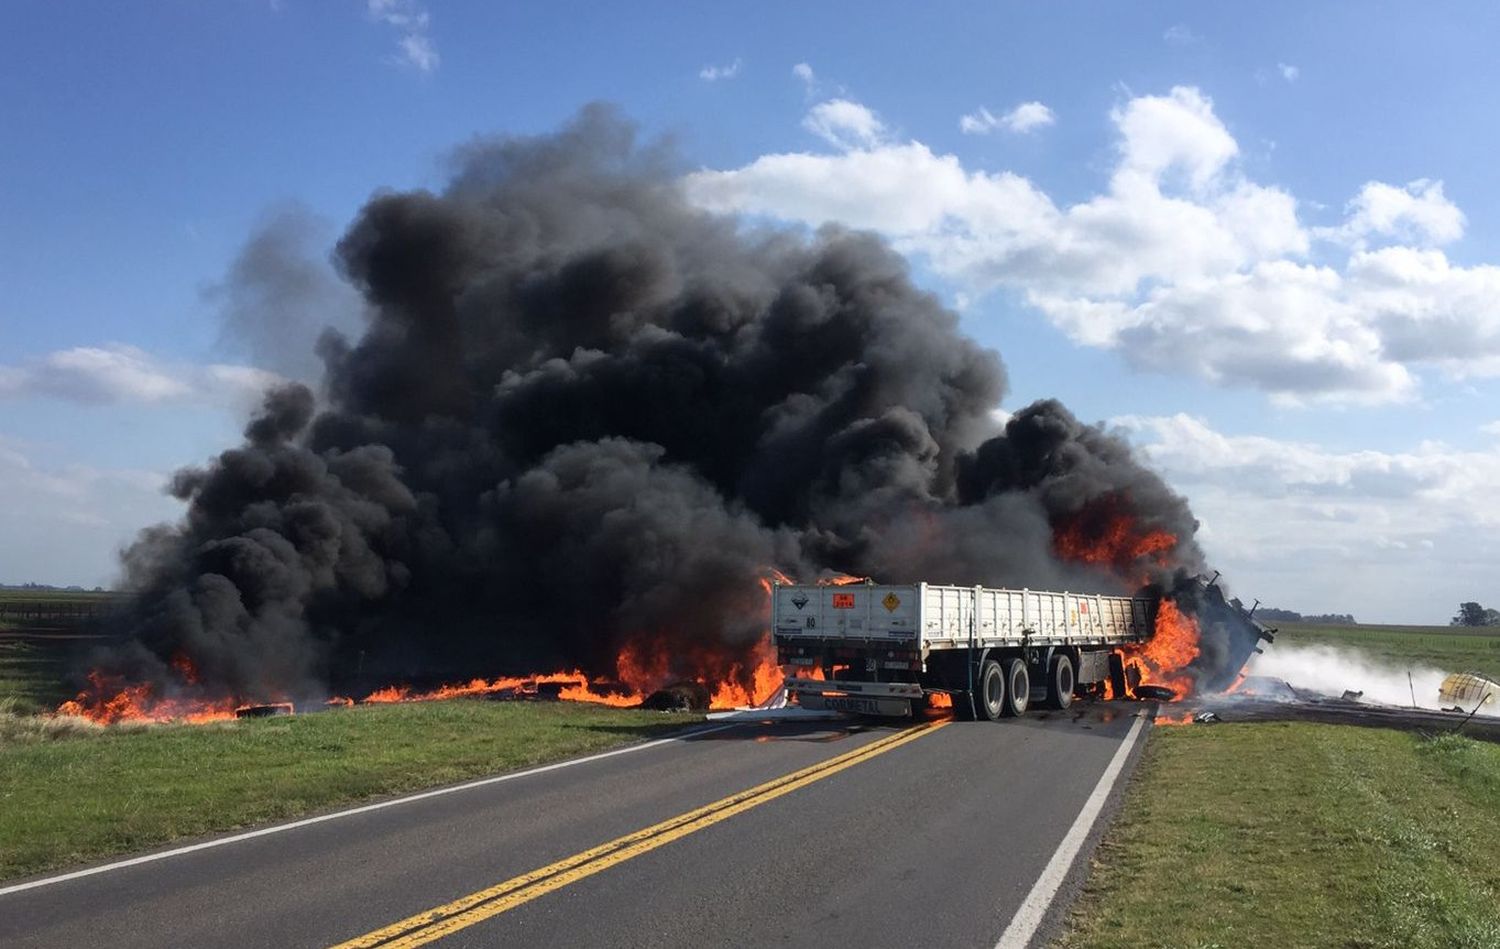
[{"x1": 331, "y1": 719, "x2": 947, "y2": 948}]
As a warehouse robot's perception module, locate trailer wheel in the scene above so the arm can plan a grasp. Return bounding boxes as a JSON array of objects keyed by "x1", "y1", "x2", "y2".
[
  {"x1": 1002, "y1": 658, "x2": 1029, "y2": 717},
  {"x1": 976, "y1": 659, "x2": 1005, "y2": 721},
  {"x1": 1046, "y1": 654, "x2": 1075, "y2": 710}
]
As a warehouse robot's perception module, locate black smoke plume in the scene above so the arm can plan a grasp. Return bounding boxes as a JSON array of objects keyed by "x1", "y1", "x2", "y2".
[{"x1": 91, "y1": 105, "x2": 1213, "y2": 702}]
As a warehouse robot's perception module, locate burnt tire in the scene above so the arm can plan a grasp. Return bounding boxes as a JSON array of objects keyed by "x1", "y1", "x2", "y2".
[
  {"x1": 976, "y1": 659, "x2": 1005, "y2": 721},
  {"x1": 1046, "y1": 654, "x2": 1076, "y2": 710},
  {"x1": 1002, "y1": 658, "x2": 1030, "y2": 717}
]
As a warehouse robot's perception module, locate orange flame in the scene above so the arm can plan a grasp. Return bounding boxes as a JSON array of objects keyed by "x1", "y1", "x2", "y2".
[
  {"x1": 1118, "y1": 599, "x2": 1201, "y2": 701},
  {"x1": 818, "y1": 574, "x2": 868, "y2": 586},
  {"x1": 1053, "y1": 495, "x2": 1176, "y2": 586},
  {"x1": 57, "y1": 565, "x2": 815, "y2": 725},
  {"x1": 58, "y1": 671, "x2": 241, "y2": 725},
  {"x1": 1048, "y1": 497, "x2": 1202, "y2": 702}
]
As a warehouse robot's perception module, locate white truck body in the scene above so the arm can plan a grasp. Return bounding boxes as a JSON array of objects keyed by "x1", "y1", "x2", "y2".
[{"x1": 772, "y1": 582, "x2": 1155, "y2": 717}]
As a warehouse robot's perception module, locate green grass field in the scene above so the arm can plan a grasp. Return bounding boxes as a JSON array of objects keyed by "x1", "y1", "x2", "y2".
[
  {"x1": 0, "y1": 699, "x2": 704, "y2": 883},
  {"x1": 1273, "y1": 622, "x2": 1500, "y2": 681},
  {"x1": 0, "y1": 589, "x2": 112, "y2": 716},
  {"x1": 1060, "y1": 722, "x2": 1500, "y2": 949},
  {"x1": 0, "y1": 640, "x2": 79, "y2": 714},
  {"x1": 0, "y1": 587, "x2": 117, "y2": 716},
  {"x1": 0, "y1": 587, "x2": 119, "y2": 601}
]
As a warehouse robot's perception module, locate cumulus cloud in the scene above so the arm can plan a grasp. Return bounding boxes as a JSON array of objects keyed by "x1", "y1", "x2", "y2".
[
  {"x1": 792, "y1": 62, "x2": 815, "y2": 85},
  {"x1": 367, "y1": 0, "x2": 438, "y2": 71},
  {"x1": 1320, "y1": 179, "x2": 1466, "y2": 248},
  {"x1": 685, "y1": 86, "x2": 1500, "y2": 405},
  {"x1": 801, "y1": 98, "x2": 887, "y2": 149},
  {"x1": 0, "y1": 345, "x2": 282, "y2": 409},
  {"x1": 699, "y1": 58, "x2": 742, "y2": 81},
  {"x1": 960, "y1": 101, "x2": 1055, "y2": 135},
  {"x1": 1112, "y1": 414, "x2": 1500, "y2": 622},
  {"x1": 1279, "y1": 63, "x2": 1300, "y2": 82}
]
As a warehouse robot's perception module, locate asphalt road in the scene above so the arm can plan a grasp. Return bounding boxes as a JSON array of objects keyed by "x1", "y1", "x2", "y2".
[{"x1": 0, "y1": 702, "x2": 1148, "y2": 949}]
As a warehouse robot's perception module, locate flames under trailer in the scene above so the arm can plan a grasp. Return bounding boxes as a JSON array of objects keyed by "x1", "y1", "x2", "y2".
[{"x1": 773, "y1": 582, "x2": 1156, "y2": 719}]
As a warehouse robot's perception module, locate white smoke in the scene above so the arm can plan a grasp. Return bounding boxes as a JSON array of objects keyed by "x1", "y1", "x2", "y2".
[{"x1": 1244, "y1": 642, "x2": 1450, "y2": 710}]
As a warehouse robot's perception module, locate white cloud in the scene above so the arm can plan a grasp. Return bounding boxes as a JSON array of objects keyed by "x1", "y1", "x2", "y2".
[
  {"x1": 685, "y1": 86, "x2": 1500, "y2": 405},
  {"x1": 367, "y1": 0, "x2": 438, "y2": 72},
  {"x1": 367, "y1": 0, "x2": 426, "y2": 29},
  {"x1": 0, "y1": 345, "x2": 283, "y2": 409},
  {"x1": 1004, "y1": 101, "x2": 1056, "y2": 133},
  {"x1": 792, "y1": 62, "x2": 815, "y2": 85},
  {"x1": 0, "y1": 436, "x2": 181, "y2": 588},
  {"x1": 1111, "y1": 87, "x2": 1237, "y2": 191},
  {"x1": 801, "y1": 99, "x2": 887, "y2": 150},
  {"x1": 699, "y1": 58, "x2": 742, "y2": 82},
  {"x1": 1278, "y1": 62, "x2": 1300, "y2": 82},
  {"x1": 958, "y1": 107, "x2": 1000, "y2": 135},
  {"x1": 397, "y1": 33, "x2": 439, "y2": 72},
  {"x1": 1163, "y1": 24, "x2": 1200, "y2": 46},
  {"x1": 1112, "y1": 414, "x2": 1500, "y2": 623},
  {"x1": 1320, "y1": 179, "x2": 1466, "y2": 249},
  {"x1": 960, "y1": 101, "x2": 1055, "y2": 135}
]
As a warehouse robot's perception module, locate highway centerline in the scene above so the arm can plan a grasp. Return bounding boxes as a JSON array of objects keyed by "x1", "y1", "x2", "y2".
[{"x1": 330, "y1": 719, "x2": 949, "y2": 949}]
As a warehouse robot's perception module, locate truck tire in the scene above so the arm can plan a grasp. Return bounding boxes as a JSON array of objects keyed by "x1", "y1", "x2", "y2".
[
  {"x1": 1108, "y1": 652, "x2": 1128, "y2": 700},
  {"x1": 1046, "y1": 653, "x2": 1075, "y2": 710},
  {"x1": 976, "y1": 659, "x2": 1005, "y2": 721},
  {"x1": 1002, "y1": 658, "x2": 1029, "y2": 717}
]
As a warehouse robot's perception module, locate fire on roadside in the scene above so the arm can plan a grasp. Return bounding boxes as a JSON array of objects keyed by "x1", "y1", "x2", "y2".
[
  {"x1": 57, "y1": 571, "x2": 807, "y2": 726},
  {"x1": 56, "y1": 511, "x2": 1211, "y2": 727}
]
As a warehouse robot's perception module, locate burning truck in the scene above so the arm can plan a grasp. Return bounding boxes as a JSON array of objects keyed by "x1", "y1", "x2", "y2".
[
  {"x1": 55, "y1": 108, "x2": 1260, "y2": 725},
  {"x1": 774, "y1": 575, "x2": 1273, "y2": 719}
]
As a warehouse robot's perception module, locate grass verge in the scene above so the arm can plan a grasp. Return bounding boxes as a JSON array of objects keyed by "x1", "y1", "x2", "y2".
[
  {"x1": 0, "y1": 700, "x2": 704, "y2": 883},
  {"x1": 1059, "y1": 722, "x2": 1500, "y2": 949}
]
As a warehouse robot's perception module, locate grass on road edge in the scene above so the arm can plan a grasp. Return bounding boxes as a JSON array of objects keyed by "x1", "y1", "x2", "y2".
[
  {"x1": 0, "y1": 700, "x2": 704, "y2": 884},
  {"x1": 1059, "y1": 721, "x2": 1500, "y2": 949}
]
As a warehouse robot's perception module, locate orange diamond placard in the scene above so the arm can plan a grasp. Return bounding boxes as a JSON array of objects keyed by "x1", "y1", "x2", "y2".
[{"x1": 882, "y1": 592, "x2": 901, "y2": 612}]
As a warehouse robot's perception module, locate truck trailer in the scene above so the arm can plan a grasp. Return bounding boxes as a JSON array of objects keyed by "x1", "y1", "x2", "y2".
[{"x1": 773, "y1": 581, "x2": 1155, "y2": 719}]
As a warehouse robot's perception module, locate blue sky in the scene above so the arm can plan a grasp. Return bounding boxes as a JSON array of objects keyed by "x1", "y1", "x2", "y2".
[{"x1": 3, "y1": 1, "x2": 1499, "y2": 622}]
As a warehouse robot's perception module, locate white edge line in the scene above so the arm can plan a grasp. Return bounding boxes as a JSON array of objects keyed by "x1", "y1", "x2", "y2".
[
  {"x1": 993, "y1": 712, "x2": 1148, "y2": 949},
  {"x1": 0, "y1": 721, "x2": 739, "y2": 899}
]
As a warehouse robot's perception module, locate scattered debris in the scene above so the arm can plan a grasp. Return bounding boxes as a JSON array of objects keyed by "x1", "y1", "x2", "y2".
[
  {"x1": 1438, "y1": 672, "x2": 1499, "y2": 713},
  {"x1": 1340, "y1": 689, "x2": 1364, "y2": 702},
  {"x1": 1135, "y1": 684, "x2": 1178, "y2": 702},
  {"x1": 1232, "y1": 676, "x2": 1300, "y2": 702},
  {"x1": 1194, "y1": 711, "x2": 1220, "y2": 724},
  {"x1": 234, "y1": 703, "x2": 293, "y2": 719},
  {"x1": 642, "y1": 683, "x2": 711, "y2": 712}
]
